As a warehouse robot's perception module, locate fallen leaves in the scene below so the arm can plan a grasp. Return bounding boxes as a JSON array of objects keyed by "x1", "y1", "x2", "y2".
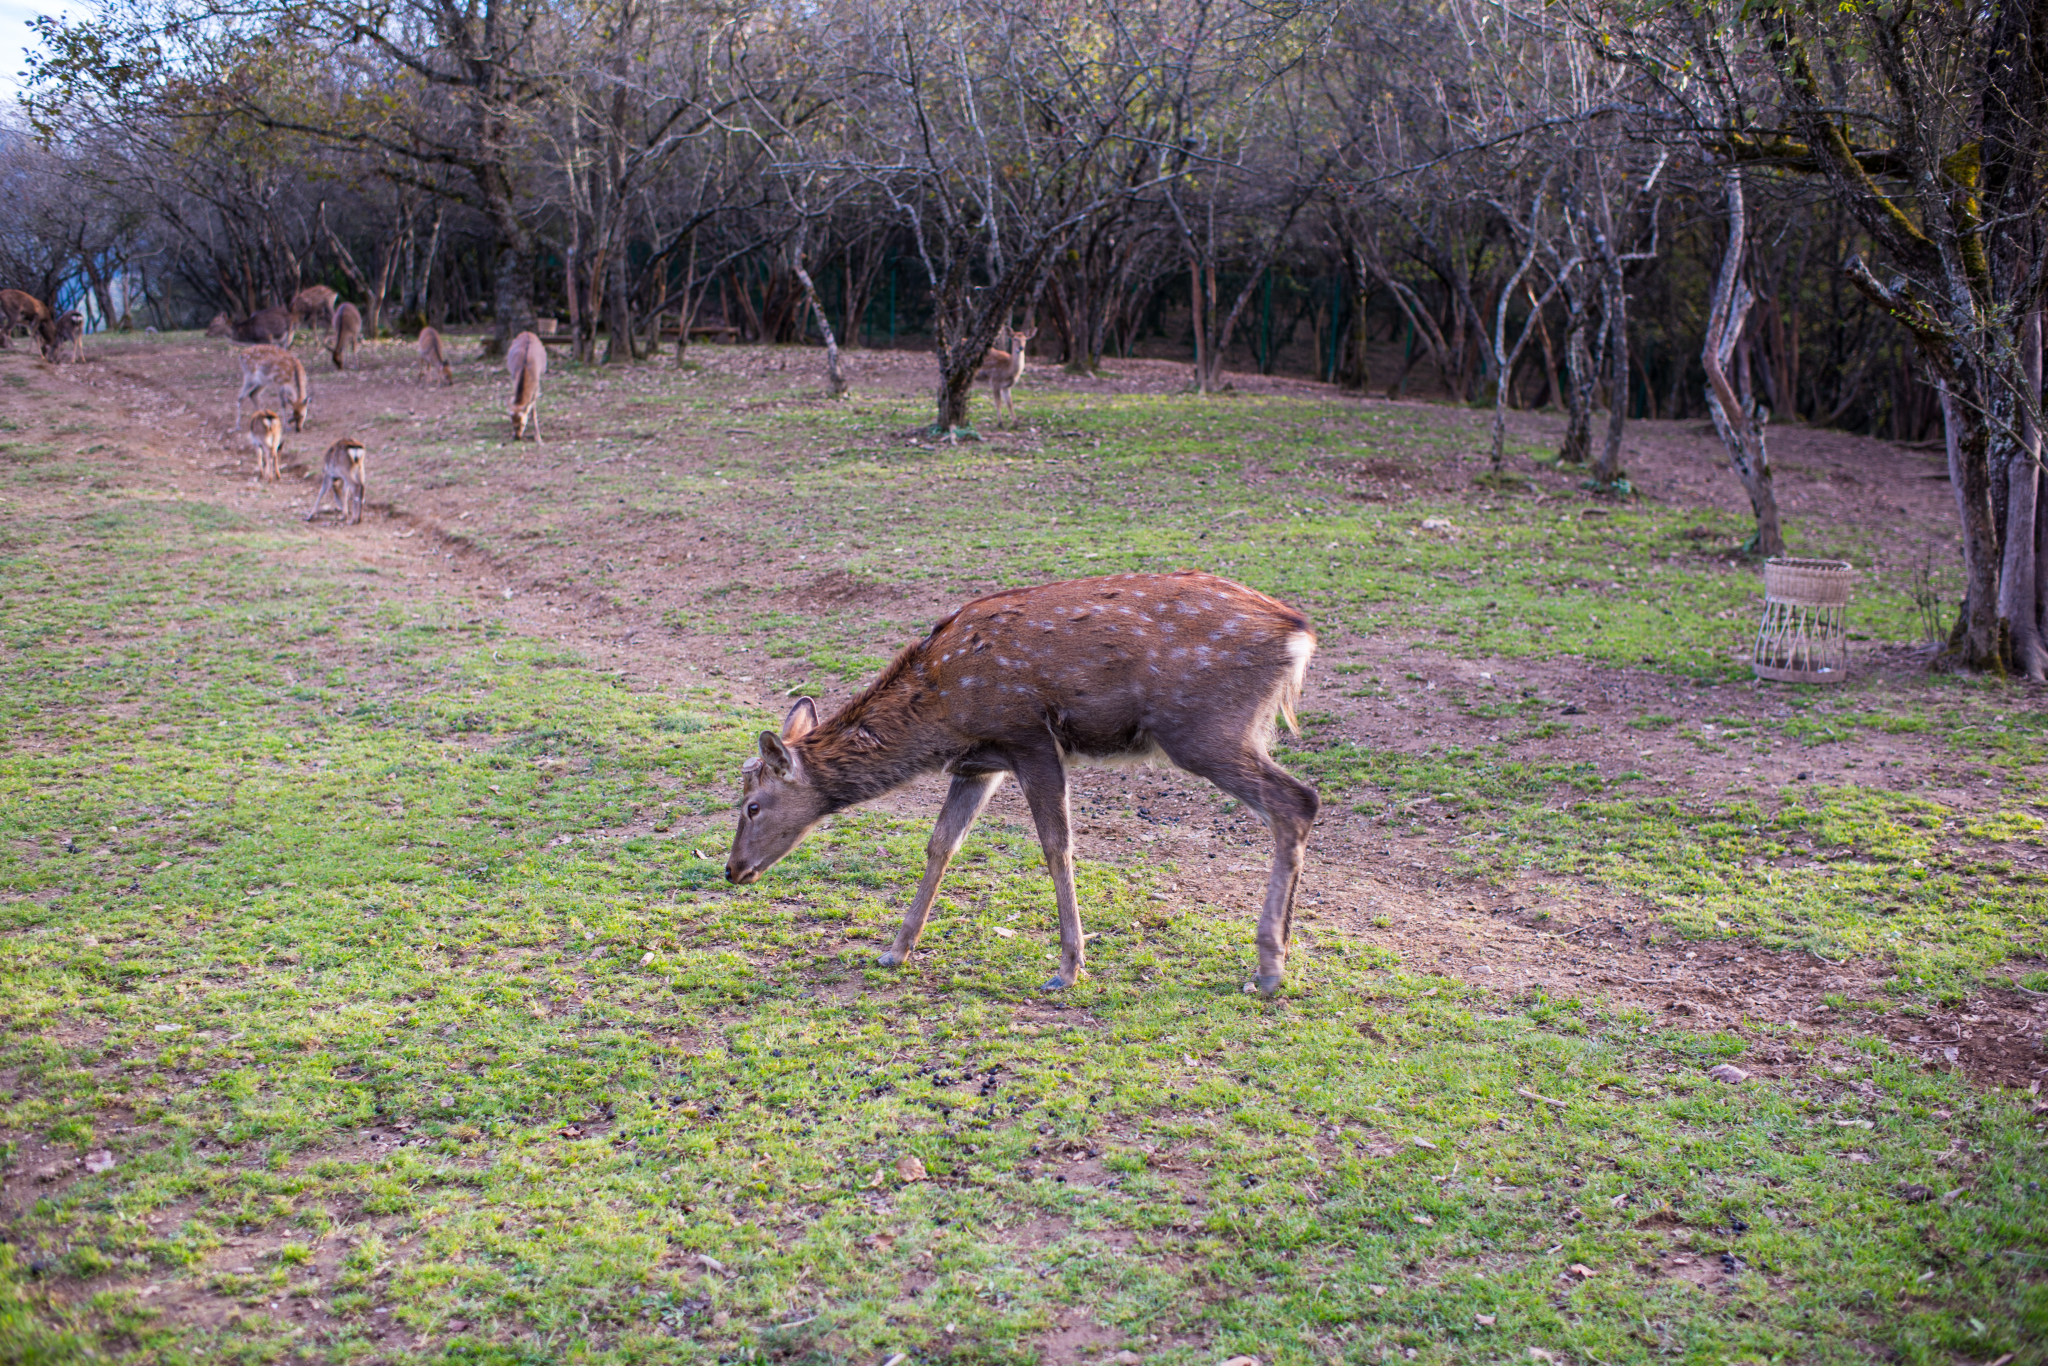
[
  {"x1": 895, "y1": 1155, "x2": 928, "y2": 1182},
  {"x1": 1568, "y1": 1263, "x2": 1596, "y2": 1279},
  {"x1": 1706, "y1": 1064, "x2": 1749, "y2": 1084}
]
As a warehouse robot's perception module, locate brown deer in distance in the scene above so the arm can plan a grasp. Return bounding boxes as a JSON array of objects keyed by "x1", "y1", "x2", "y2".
[
  {"x1": 975, "y1": 321, "x2": 1036, "y2": 427},
  {"x1": 209, "y1": 307, "x2": 294, "y2": 347},
  {"x1": 234, "y1": 345, "x2": 309, "y2": 432},
  {"x1": 246, "y1": 410, "x2": 284, "y2": 482},
  {"x1": 38, "y1": 312, "x2": 84, "y2": 363},
  {"x1": 506, "y1": 330, "x2": 545, "y2": 440},
  {"x1": 289, "y1": 285, "x2": 338, "y2": 332},
  {"x1": 305, "y1": 437, "x2": 365, "y2": 524},
  {"x1": 726, "y1": 570, "x2": 1320, "y2": 995},
  {"x1": 0, "y1": 290, "x2": 52, "y2": 349},
  {"x1": 417, "y1": 327, "x2": 452, "y2": 386},
  {"x1": 330, "y1": 303, "x2": 361, "y2": 370}
]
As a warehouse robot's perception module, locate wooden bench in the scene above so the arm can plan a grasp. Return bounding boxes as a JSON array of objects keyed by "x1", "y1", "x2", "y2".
[{"x1": 657, "y1": 324, "x2": 741, "y2": 343}]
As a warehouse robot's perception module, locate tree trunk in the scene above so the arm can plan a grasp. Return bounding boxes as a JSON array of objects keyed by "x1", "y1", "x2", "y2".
[
  {"x1": 604, "y1": 246, "x2": 634, "y2": 363},
  {"x1": 1939, "y1": 376, "x2": 2007, "y2": 669},
  {"x1": 2002, "y1": 306, "x2": 2045, "y2": 676},
  {"x1": 565, "y1": 235, "x2": 584, "y2": 363},
  {"x1": 476, "y1": 148, "x2": 536, "y2": 354},
  {"x1": 1530, "y1": 285, "x2": 1561, "y2": 412},
  {"x1": 1559, "y1": 309, "x2": 1594, "y2": 464},
  {"x1": 1701, "y1": 170, "x2": 1786, "y2": 558},
  {"x1": 1591, "y1": 229, "x2": 1630, "y2": 484},
  {"x1": 1188, "y1": 254, "x2": 1211, "y2": 393},
  {"x1": 792, "y1": 253, "x2": 847, "y2": 397}
]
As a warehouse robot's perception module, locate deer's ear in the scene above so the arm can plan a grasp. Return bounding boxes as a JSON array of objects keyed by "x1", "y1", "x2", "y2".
[
  {"x1": 781, "y1": 697, "x2": 818, "y2": 741},
  {"x1": 758, "y1": 730, "x2": 795, "y2": 778}
]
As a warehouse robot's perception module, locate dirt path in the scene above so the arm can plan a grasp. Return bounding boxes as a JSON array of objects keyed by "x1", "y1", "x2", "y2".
[{"x1": 20, "y1": 335, "x2": 2048, "y2": 1092}]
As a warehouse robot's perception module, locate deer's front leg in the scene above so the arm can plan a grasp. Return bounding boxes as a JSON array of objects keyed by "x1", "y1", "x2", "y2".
[
  {"x1": 1011, "y1": 747, "x2": 1083, "y2": 989},
  {"x1": 879, "y1": 769, "x2": 1005, "y2": 968}
]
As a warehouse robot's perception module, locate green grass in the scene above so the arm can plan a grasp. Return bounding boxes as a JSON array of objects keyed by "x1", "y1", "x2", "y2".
[
  {"x1": 1276, "y1": 721, "x2": 2047, "y2": 996},
  {"x1": 448, "y1": 388, "x2": 1932, "y2": 684},
  {"x1": 2, "y1": 363, "x2": 2045, "y2": 1364}
]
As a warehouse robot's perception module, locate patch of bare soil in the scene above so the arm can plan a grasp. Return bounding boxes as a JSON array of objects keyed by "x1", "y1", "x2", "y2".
[{"x1": 9, "y1": 337, "x2": 2044, "y2": 1098}]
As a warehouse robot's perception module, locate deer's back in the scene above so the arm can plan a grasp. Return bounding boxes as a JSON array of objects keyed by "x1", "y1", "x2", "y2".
[
  {"x1": 506, "y1": 332, "x2": 545, "y2": 380},
  {"x1": 911, "y1": 571, "x2": 1310, "y2": 756},
  {"x1": 241, "y1": 345, "x2": 300, "y2": 381}
]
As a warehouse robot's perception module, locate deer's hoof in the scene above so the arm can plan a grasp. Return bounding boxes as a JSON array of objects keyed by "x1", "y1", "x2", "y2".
[
  {"x1": 1254, "y1": 973, "x2": 1284, "y2": 998},
  {"x1": 1042, "y1": 973, "x2": 1072, "y2": 991},
  {"x1": 877, "y1": 949, "x2": 906, "y2": 969}
]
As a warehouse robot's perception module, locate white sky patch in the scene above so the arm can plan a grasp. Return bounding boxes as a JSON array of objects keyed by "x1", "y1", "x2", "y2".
[{"x1": 0, "y1": 2, "x2": 73, "y2": 99}]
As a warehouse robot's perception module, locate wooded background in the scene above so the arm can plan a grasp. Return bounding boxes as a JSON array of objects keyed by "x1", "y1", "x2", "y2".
[{"x1": 7, "y1": 0, "x2": 2043, "y2": 675}]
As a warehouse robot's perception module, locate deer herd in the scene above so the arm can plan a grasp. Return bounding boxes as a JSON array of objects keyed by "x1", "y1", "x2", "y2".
[
  {"x1": 12, "y1": 301, "x2": 1309, "y2": 990},
  {"x1": 188, "y1": 291, "x2": 556, "y2": 520}
]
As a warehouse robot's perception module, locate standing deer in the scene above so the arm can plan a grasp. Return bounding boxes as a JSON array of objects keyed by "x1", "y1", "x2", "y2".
[
  {"x1": 0, "y1": 290, "x2": 52, "y2": 349},
  {"x1": 305, "y1": 437, "x2": 365, "y2": 524},
  {"x1": 208, "y1": 308, "x2": 295, "y2": 347},
  {"x1": 976, "y1": 322, "x2": 1036, "y2": 427},
  {"x1": 726, "y1": 570, "x2": 1320, "y2": 995},
  {"x1": 417, "y1": 327, "x2": 452, "y2": 386},
  {"x1": 289, "y1": 286, "x2": 338, "y2": 332},
  {"x1": 506, "y1": 330, "x2": 546, "y2": 440},
  {"x1": 234, "y1": 345, "x2": 309, "y2": 432},
  {"x1": 246, "y1": 410, "x2": 284, "y2": 483},
  {"x1": 330, "y1": 302, "x2": 362, "y2": 370}
]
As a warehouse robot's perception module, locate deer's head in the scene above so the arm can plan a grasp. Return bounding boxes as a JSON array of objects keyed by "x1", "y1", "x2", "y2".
[
  {"x1": 726, "y1": 698, "x2": 829, "y2": 884},
  {"x1": 288, "y1": 392, "x2": 309, "y2": 432}
]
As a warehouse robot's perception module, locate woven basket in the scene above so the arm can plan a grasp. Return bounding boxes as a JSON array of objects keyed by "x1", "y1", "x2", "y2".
[{"x1": 1754, "y1": 558, "x2": 1856, "y2": 683}]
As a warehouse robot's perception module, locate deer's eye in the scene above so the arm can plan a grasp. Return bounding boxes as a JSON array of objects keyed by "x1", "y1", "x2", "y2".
[{"x1": 746, "y1": 802, "x2": 760, "y2": 818}]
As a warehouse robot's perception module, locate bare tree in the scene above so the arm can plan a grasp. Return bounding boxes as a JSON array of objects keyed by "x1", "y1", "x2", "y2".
[{"x1": 1700, "y1": 168, "x2": 1786, "y2": 557}]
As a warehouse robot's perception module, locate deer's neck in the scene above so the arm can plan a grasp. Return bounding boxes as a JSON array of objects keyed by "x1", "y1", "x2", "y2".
[{"x1": 798, "y1": 667, "x2": 957, "y2": 810}]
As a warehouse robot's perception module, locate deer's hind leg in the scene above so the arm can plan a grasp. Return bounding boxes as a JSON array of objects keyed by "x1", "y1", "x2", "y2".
[
  {"x1": 880, "y1": 768, "x2": 1006, "y2": 969},
  {"x1": 1161, "y1": 738, "x2": 1319, "y2": 996}
]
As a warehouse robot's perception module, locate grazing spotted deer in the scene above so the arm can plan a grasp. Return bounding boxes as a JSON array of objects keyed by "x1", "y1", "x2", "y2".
[
  {"x1": 417, "y1": 326, "x2": 452, "y2": 386},
  {"x1": 38, "y1": 312, "x2": 83, "y2": 363},
  {"x1": 305, "y1": 438, "x2": 365, "y2": 524},
  {"x1": 208, "y1": 307, "x2": 295, "y2": 347},
  {"x1": 506, "y1": 330, "x2": 546, "y2": 440},
  {"x1": 975, "y1": 321, "x2": 1036, "y2": 427},
  {"x1": 329, "y1": 302, "x2": 361, "y2": 370},
  {"x1": 289, "y1": 285, "x2": 338, "y2": 332},
  {"x1": 234, "y1": 345, "x2": 309, "y2": 432},
  {"x1": 0, "y1": 290, "x2": 52, "y2": 349},
  {"x1": 246, "y1": 410, "x2": 284, "y2": 482},
  {"x1": 726, "y1": 571, "x2": 1320, "y2": 995}
]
